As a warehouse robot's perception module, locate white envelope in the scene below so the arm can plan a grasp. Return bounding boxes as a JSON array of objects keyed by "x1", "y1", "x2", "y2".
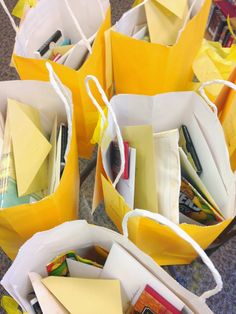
[
  {"x1": 67, "y1": 258, "x2": 101, "y2": 279},
  {"x1": 101, "y1": 243, "x2": 185, "y2": 312}
]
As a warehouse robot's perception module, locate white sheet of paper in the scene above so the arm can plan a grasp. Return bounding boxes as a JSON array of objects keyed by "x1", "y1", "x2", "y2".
[
  {"x1": 67, "y1": 259, "x2": 102, "y2": 279},
  {"x1": 116, "y1": 148, "x2": 136, "y2": 209},
  {"x1": 100, "y1": 243, "x2": 185, "y2": 312},
  {"x1": 113, "y1": 4, "x2": 146, "y2": 37}
]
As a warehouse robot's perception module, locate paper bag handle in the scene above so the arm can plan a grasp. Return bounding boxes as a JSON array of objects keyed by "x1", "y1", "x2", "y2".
[
  {"x1": 97, "y1": 0, "x2": 106, "y2": 19},
  {"x1": 64, "y1": 0, "x2": 106, "y2": 52},
  {"x1": 199, "y1": 79, "x2": 236, "y2": 114},
  {"x1": 85, "y1": 75, "x2": 125, "y2": 187},
  {"x1": 63, "y1": 0, "x2": 92, "y2": 53},
  {"x1": 122, "y1": 209, "x2": 223, "y2": 301},
  {"x1": 46, "y1": 62, "x2": 72, "y2": 159}
]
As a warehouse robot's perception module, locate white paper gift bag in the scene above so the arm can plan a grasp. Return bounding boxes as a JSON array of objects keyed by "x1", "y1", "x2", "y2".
[{"x1": 1, "y1": 209, "x2": 222, "y2": 313}]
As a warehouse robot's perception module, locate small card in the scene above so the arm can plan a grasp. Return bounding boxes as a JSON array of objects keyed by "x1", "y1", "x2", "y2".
[
  {"x1": 117, "y1": 147, "x2": 136, "y2": 209},
  {"x1": 131, "y1": 284, "x2": 181, "y2": 314},
  {"x1": 67, "y1": 259, "x2": 101, "y2": 279}
]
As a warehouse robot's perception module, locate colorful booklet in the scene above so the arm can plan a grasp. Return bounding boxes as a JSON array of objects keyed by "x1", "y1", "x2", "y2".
[
  {"x1": 179, "y1": 177, "x2": 224, "y2": 225},
  {"x1": 46, "y1": 246, "x2": 108, "y2": 276},
  {"x1": 131, "y1": 284, "x2": 181, "y2": 314}
]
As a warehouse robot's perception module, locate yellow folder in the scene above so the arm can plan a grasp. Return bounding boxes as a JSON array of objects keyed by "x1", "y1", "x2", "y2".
[
  {"x1": 145, "y1": 0, "x2": 188, "y2": 45},
  {"x1": 7, "y1": 98, "x2": 51, "y2": 197},
  {"x1": 42, "y1": 277, "x2": 123, "y2": 314},
  {"x1": 122, "y1": 125, "x2": 158, "y2": 212}
]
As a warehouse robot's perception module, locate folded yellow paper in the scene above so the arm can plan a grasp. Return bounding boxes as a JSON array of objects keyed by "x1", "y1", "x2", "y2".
[
  {"x1": 8, "y1": 99, "x2": 51, "y2": 197},
  {"x1": 122, "y1": 125, "x2": 158, "y2": 212},
  {"x1": 42, "y1": 276, "x2": 123, "y2": 314},
  {"x1": 145, "y1": 0, "x2": 188, "y2": 45}
]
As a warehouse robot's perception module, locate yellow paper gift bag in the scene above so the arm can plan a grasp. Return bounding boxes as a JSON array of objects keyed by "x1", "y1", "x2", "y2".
[
  {"x1": 1, "y1": 0, "x2": 111, "y2": 159},
  {"x1": 86, "y1": 76, "x2": 235, "y2": 266},
  {"x1": 106, "y1": 0, "x2": 211, "y2": 96},
  {"x1": 0, "y1": 65, "x2": 79, "y2": 259}
]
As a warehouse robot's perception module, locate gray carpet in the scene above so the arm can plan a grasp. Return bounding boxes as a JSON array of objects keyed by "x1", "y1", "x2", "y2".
[{"x1": 0, "y1": 1, "x2": 236, "y2": 313}]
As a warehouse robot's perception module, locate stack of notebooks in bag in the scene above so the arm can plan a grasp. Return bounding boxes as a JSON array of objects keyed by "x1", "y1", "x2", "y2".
[{"x1": 26, "y1": 243, "x2": 190, "y2": 314}]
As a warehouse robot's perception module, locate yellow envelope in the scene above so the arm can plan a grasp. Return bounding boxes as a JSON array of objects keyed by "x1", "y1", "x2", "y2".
[
  {"x1": 122, "y1": 125, "x2": 158, "y2": 212},
  {"x1": 145, "y1": 0, "x2": 188, "y2": 45},
  {"x1": 42, "y1": 277, "x2": 123, "y2": 314},
  {"x1": 7, "y1": 98, "x2": 51, "y2": 197}
]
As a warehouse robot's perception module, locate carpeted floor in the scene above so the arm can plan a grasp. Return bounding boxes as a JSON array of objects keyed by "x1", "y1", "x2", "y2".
[{"x1": 0, "y1": 1, "x2": 236, "y2": 313}]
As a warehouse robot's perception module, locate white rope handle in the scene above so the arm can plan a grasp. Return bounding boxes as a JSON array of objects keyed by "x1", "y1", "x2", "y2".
[
  {"x1": 97, "y1": 0, "x2": 106, "y2": 19},
  {"x1": 85, "y1": 75, "x2": 125, "y2": 187},
  {"x1": 199, "y1": 79, "x2": 236, "y2": 115},
  {"x1": 64, "y1": 0, "x2": 94, "y2": 53},
  {"x1": 46, "y1": 62, "x2": 72, "y2": 159},
  {"x1": 0, "y1": 0, "x2": 18, "y2": 32},
  {"x1": 122, "y1": 209, "x2": 223, "y2": 301}
]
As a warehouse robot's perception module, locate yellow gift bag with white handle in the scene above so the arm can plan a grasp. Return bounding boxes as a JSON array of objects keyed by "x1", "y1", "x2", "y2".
[
  {"x1": 0, "y1": 64, "x2": 79, "y2": 259},
  {"x1": 86, "y1": 75, "x2": 235, "y2": 266},
  {"x1": 105, "y1": 0, "x2": 211, "y2": 95},
  {"x1": 0, "y1": 0, "x2": 110, "y2": 158}
]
